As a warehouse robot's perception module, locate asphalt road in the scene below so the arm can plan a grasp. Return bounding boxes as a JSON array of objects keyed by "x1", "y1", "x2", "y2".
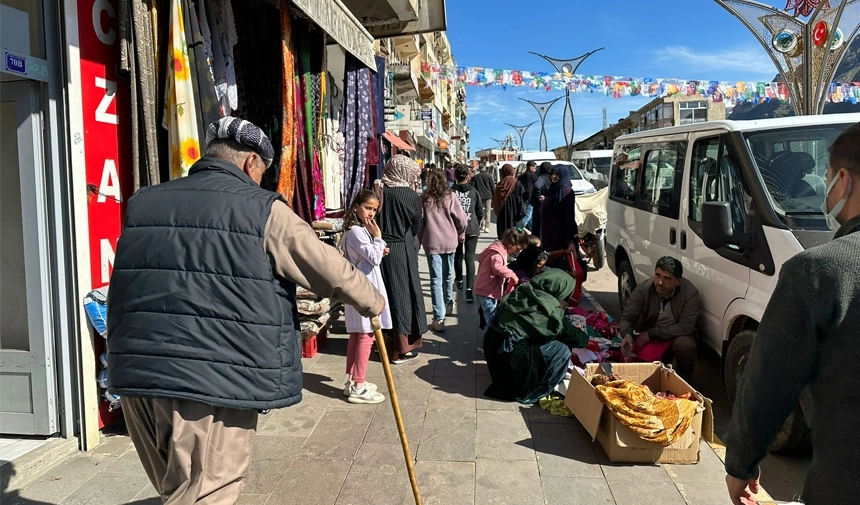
[{"x1": 582, "y1": 262, "x2": 810, "y2": 502}]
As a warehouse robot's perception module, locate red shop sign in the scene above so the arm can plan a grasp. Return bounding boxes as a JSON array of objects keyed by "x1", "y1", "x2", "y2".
[
  {"x1": 76, "y1": 0, "x2": 132, "y2": 429},
  {"x1": 77, "y1": 0, "x2": 132, "y2": 289}
]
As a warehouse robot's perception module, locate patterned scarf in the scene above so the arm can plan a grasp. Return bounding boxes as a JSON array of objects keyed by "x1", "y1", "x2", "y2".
[{"x1": 373, "y1": 154, "x2": 420, "y2": 208}]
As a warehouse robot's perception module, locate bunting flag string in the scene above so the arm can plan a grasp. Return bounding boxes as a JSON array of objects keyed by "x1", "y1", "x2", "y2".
[{"x1": 425, "y1": 65, "x2": 860, "y2": 105}]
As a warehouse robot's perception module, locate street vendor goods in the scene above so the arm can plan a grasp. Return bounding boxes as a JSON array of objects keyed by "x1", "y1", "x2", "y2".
[{"x1": 594, "y1": 379, "x2": 699, "y2": 446}]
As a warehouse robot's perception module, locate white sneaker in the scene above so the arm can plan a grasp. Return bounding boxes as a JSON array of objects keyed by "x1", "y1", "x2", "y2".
[
  {"x1": 446, "y1": 301, "x2": 455, "y2": 317},
  {"x1": 343, "y1": 381, "x2": 378, "y2": 397},
  {"x1": 430, "y1": 319, "x2": 445, "y2": 332},
  {"x1": 348, "y1": 385, "x2": 385, "y2": 404}
]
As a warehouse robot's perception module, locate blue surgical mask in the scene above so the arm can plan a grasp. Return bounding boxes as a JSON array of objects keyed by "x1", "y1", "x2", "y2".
[{"x1": 820, "y1": 173, "x2": 853, "y2": 232}]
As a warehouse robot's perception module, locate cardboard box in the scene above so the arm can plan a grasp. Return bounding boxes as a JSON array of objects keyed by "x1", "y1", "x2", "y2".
[{"x1": 564, "y1": 362, "x2": 714, "y2": 464}]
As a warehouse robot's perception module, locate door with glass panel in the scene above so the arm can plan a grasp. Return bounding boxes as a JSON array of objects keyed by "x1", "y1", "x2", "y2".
[{"x1": 0, "y1": 81, "x2": 58, "y2": 435}]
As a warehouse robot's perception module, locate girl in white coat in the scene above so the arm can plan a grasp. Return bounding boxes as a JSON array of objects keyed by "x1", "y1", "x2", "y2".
[{"x1": 342, "y1": 190, "x2": 393, "y2": 404}]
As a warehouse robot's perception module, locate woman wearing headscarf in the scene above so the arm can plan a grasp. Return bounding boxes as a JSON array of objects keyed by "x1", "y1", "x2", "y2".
[
  {"x1": 374, "y1": 155, "x2": 428, "y2": 364},
  {"x1": 507, "y1": 244, "x2": 549, "y2": 285},
  {"x1": 482, "y1": 270, "x2": 589, "y2": 404},
  {"x1": 540, "y1": 164, "x2": 588, "y2": 304},
  {"x1": 530, "y1": 162, "x2": 553, "y2": 239},
  {"x1": 540, "y1": 164, "x2": 579, "y2": 253},
  {"x1": 491, "y1": 163, "x2": 526, "y2": 239}
]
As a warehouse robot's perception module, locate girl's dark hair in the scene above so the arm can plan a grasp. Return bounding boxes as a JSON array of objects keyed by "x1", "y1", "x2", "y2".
[
  {"x1": 344, "y1": 189, "x2": 380, "y2": 231},
  {"x1": 500, "y1": 228, "x2": 529, "y2": 248},
  {"x1": 422, "y1": 171, "x2": 452, "y2": 209}
]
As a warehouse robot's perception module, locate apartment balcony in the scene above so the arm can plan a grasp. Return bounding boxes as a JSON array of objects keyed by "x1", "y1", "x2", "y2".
[
  {"x1": 393, "y1": 35, "x2": 420, "y2": 59},
  {"x1": 389, "y1": 61, "x2": 419, "y2": 104},
  {"x1": 342, "y1": 0, "x2": 446, "y2": 38}
]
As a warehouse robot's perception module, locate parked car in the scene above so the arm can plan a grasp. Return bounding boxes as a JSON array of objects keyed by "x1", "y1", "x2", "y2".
[
  {"x1": 531, "y1": 159, "x2": 597, "y2": 196},
  {"x1": 605, "y1": 113, "x2": 859, "y2": 454},
  {"x1": 570, "y1": 150, "x2": 613, "y2": 189}
]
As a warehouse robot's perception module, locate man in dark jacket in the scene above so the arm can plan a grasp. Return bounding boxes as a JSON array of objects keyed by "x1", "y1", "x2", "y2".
[
  {"x1": 725, "y1": 121, "x2": 860, "y2": 505},
  {"x1": 619, "y1": 256, "x2": 699, "y2": 380},
  {"x1": 107, "y1": 117, "x2": 384, "y2": 504},
  {"x1": 472, "y1": 165, "x2": 496, "y2": 233},
  {"x1": 517, "y1": 161, "x2": 538, "y2": 229}
]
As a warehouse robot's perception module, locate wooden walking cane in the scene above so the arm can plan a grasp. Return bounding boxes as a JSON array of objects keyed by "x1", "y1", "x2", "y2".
[{"x1": 371, "y1": 316, "x2": 423, "y2": 505}]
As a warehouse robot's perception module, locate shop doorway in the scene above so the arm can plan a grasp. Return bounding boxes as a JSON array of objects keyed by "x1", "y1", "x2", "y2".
[{"x1": 0, "y1": 81, "x2": 58, "y2": 436}]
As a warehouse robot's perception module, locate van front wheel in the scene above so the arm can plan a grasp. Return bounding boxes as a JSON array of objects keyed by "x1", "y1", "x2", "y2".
[
  {"x1": 725, "y1": 330, "x2": 810, "y2": 455},
  {"x1": 617, "y1": 260, "x2": 636, "y2": 310}
]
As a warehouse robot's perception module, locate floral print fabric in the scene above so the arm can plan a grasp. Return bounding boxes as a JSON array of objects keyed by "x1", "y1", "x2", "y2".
[{"x1": 163, "y1": 0, "x2": 201, "y2": 179}]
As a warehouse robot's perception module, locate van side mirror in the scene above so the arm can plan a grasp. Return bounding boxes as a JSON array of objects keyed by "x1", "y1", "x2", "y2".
[{"x1": 702, "y1": 202, "x2": 734, "y2": 250}]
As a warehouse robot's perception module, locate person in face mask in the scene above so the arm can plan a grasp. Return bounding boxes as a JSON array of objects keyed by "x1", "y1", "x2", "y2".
[{"x1": 724, "y1": 121, "x2": 860, "y2": 505}]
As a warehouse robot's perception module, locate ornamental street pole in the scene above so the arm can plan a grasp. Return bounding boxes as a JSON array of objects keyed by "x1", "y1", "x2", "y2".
[
  {"x1": 530, "y1": 49, "x2": 604, "y2": 160},
  {"x1": 519, "y1": 97, "x2": 562, "y2": 152},
  {"x1": 505, "y1": 121, "x2": 537, "y2": 151},
  {"x1": 714, "y1": 0, "x2": 860, "y2": 115}
]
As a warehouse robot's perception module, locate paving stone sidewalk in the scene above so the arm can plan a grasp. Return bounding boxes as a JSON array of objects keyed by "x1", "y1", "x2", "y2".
[{"x1": 3, "y1": 233, "x2": 768, "y2": 505}]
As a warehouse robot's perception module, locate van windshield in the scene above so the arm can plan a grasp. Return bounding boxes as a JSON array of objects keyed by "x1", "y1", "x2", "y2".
[
  {"x1": 744, "y1": 123, "x2": 853, "y2": 217},
  {"x1": 592, "y1": 157, "x2": 612, "y2": 176}
]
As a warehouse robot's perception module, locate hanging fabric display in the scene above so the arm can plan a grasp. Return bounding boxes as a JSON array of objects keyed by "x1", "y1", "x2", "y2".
[
  {"x1": 231, "y1": 0, "x2": 281, "y2": 190},
  {"x1": 184, "y1": 0, "x2": 221, "y2": 135},
  {"x1": 307, "y1": 42, "x2": 326, "y2": 220},
  {"x1": 291, "y1": 19, "x2": 316, "y2": 222},
  {"x1": 163, "y1": 0, "x2": 201, "y2": 179},
  {"x1": 276, "y1": 0, "x2": 297, "y2": 205},
  {"x1": 340, "y1": 54, "x2": 372, "y2": 212},
  {"x1": 204, "y1": 0, "x2": 238, "y2": 114},
  {"x1": 118, "y1": 0, "x2": 160, "y2": 189}
]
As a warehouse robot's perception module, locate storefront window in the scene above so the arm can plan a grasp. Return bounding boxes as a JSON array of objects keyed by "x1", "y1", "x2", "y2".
[{"x1": 0, "y1": 0, "x2": 46, "y2": 61}]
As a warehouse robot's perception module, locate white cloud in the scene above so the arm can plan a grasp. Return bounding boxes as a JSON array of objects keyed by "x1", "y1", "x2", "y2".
[{"x1": 652, "y1": 45, "x2": 777, "y2": 80}]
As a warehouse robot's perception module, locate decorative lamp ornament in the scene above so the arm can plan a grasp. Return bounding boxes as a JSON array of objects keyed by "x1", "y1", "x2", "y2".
[{"x1": 773, "y1": 30, "x2": 798, "y2": 53}]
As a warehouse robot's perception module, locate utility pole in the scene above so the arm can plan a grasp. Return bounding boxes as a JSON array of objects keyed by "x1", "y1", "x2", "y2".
[{"x1": 602, "y1": 108, "x2": 607, "y2": 130}]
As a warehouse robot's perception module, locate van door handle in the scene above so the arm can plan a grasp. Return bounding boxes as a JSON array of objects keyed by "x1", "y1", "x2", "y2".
[
  {"x1": 669, "y1": 227, "x2": 677, "y2": 245},
  {"x1": 681, "y1": 231, "x2": 687, "y2": 251}
]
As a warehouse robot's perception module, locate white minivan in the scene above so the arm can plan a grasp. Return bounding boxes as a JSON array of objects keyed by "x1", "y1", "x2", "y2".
[
  {"x1": 606, "y1": 113, "x2": 859, "y2": 452},
  {"x1": 571, "y1": 150, "x2": 613, "y2": 189}
]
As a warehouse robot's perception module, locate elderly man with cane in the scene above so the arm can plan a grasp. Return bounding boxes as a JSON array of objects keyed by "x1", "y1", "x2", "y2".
[{"x1": 107, "y1": 117, "x2": 385, "y2": 504}]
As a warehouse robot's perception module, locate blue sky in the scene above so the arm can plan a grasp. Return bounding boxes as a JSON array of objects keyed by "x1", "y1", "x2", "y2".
[{"x1": 445, "y1": 0, "x2": 785, "y2": 155}]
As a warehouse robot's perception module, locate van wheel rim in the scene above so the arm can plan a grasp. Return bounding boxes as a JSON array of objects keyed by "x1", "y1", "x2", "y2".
[{"x1": 620, "y1": 272, "x2": 632, "y2": 302}]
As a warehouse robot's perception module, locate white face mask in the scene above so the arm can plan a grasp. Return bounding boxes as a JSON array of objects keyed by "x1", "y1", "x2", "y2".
[{"x1": 820, "y1": 172, "x2": 853, "y2": 231}]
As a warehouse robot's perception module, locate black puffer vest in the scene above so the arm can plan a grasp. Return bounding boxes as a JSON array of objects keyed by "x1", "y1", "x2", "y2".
[{"x1": 107, "y1": 158, "x2": 302, "y2": 410}]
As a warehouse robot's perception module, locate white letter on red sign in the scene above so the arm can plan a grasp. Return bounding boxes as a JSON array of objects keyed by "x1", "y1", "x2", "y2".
[
  {"x1": 97, "y1": 159, "x2": 121, "y2": 203},
  {"x1": 95, "y1": 77, "x2": 118, "y2": 125},
  {"x1": 100, "y1": 238, "x2": 115, "y2": 283},
  {"x1": 92, "y1": 0, "x2": 117, "y2": 45}
]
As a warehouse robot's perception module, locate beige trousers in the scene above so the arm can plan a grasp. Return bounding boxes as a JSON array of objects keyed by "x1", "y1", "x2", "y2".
[{"x1": 123, "y1": 396, "x2": 258, "y2": 505}]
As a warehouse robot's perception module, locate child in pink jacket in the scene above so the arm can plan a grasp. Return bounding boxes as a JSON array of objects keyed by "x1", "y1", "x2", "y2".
[{"x1": 474, "y1": 228, "x2": 529, "y2": 327}]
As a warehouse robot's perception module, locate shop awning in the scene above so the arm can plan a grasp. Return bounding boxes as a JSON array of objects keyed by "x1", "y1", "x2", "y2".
[{"x1": 384, "y1": 131, "x2": 415, "y2": 151}]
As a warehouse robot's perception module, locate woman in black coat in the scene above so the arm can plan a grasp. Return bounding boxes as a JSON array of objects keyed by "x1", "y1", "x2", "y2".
[{"x1": 491, "y1": 164, "x2": 525, "y2": 239}]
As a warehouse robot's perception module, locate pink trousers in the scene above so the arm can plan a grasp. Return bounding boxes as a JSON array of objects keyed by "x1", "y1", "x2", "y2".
[{"x1": 346, "y1": 332, "x2": 374, "y2": 383}]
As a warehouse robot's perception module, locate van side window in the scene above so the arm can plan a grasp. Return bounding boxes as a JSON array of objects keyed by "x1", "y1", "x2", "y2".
[
  {"x1": 689, "y1": 137, "x2": 721, "y2": 223},
  {"x1": 689, "y1": 136, "x2": 751, "y2": 237},
  {"x1": 639, "y1": 143, "x2": 684, "y2": 217},
  {"x1": 610, "y1": 144, "x2": 641, "y2": 203}
]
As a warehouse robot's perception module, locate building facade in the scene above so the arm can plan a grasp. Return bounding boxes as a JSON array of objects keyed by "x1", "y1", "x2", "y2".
[{"x1": 382, "y1": 31, "x2": 469, "y2": 167}]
